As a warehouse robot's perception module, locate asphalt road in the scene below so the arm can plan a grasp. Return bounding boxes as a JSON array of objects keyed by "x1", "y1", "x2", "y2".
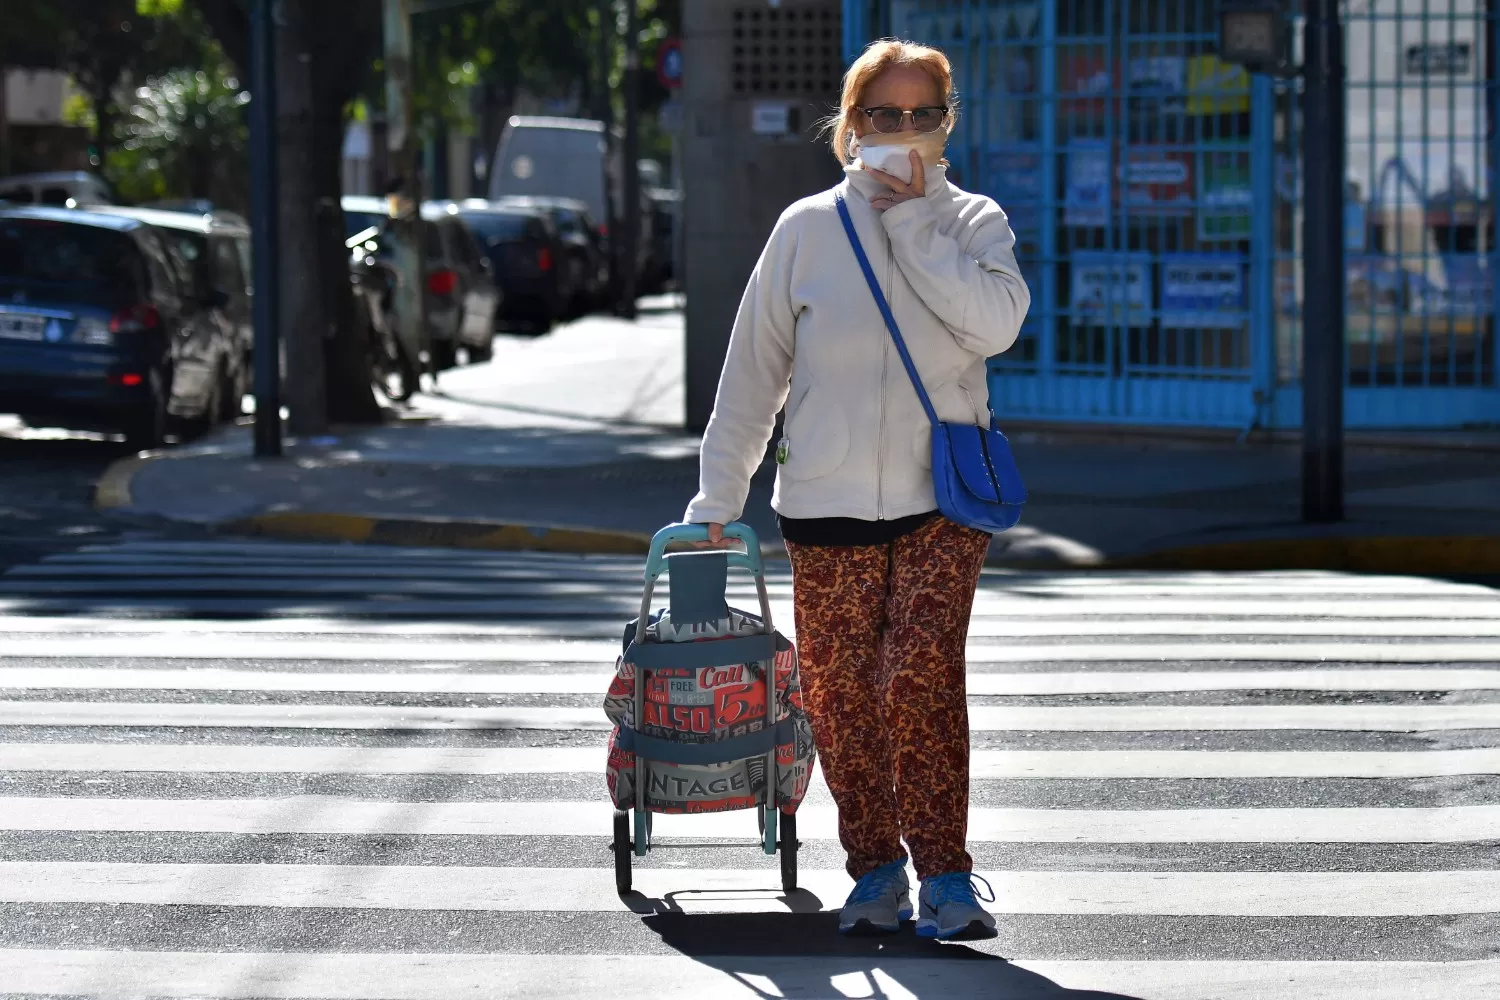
[{"x1": 1, "y1": 539, "x2": 1499, "y2": 998}]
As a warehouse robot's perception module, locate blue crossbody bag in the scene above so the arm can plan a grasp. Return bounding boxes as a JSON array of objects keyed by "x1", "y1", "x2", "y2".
[{"x1": 834, "y1": 193, "x2": 1025, "y2": 534}]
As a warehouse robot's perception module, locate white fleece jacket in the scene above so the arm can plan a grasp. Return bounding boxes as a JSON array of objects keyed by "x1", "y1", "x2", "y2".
[{"x1": 684, "y1": 163, "x2": 1030, "y2": 526}]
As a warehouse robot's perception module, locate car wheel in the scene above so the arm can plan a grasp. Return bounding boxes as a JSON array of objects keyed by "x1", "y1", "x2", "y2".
[
  {"x1": 429, "y1": 339, "x2": 458, "y2": 371},
  {"x1": 123, "y1": 367, "x2": 169, "y2": 451},
  {"x1": 466, "y1": 335, "x2": 494, "y2": 363},
  {"x1": 216, "y1": 364, "x2": 242, "y2": 424}
]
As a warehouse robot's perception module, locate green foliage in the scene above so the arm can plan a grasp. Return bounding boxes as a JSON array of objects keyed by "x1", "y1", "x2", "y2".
[{"x1": 106, "y1": 61, "x2": 250, "y2": 209}]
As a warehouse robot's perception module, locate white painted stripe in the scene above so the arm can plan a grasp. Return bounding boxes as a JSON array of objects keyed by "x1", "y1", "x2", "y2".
[
  {"x1": 0, "y1": 951, "x2": 1495, "y2": 1000},
  {"x1": 5, "y1": 701, "x2": 1498, "y2": 732},
  {"x1": 5, "y1": 637, "x2": 1498, "y2": 662},
  {"x1": 5, "y1": 797, "x2": 1499, "y2": 842},
  {"x1": 7, "y1": 667, "x2": 1498, "y2": 695},
  {"x1": 5, "y1": 744, "x2": 1498, "y2": 780},
  {"x1": 6, "y1": 863, "x2": 1497, "y2": 917}
]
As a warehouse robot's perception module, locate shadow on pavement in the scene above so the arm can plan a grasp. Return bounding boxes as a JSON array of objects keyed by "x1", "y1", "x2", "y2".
[{"x1": 639, "y1": 911, "x2": 1146, "y2": 999}]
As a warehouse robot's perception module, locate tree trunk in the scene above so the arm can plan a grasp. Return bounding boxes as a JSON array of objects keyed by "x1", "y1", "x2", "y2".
[
  {"x1": 275, "y1": 0, "x2": 328, "y2": 437},
  {"x1": 313, "y1": 102, "x2": 382, "y2": 424}
]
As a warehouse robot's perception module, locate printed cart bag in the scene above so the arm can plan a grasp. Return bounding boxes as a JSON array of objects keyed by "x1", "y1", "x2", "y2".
[{"x1": 603, "y1": 606, "x2": 816, "y2": 815}]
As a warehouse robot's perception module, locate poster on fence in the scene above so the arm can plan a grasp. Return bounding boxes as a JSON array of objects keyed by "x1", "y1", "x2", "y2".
[
  {"x1": 1186, "y1": 55, "x2": 1251, "y2": 115},
  {"x1": 1070, "y1": 252, "x2": 1152, "y2": 326},
  {"x1": 1160, "y1": 255, "x2": 1247, "y2": 328},
  {"x1": 1121, "y1": 147, "x2": 1195, "y2": 216},
  {"x1": 986, "y1": 144, "x2": 1041, "y2": 234},
  {"x1": 1064, "y1": 142, "x2": 1110, "y2": 226},
  {"x1": 1198, "y1": 148, "x2": 1253, "y2": 241}
]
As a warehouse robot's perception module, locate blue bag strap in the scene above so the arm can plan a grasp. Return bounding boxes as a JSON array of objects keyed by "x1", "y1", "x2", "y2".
[{"x1": 835, "y1": 193, "x2": 940, "y2": 430}]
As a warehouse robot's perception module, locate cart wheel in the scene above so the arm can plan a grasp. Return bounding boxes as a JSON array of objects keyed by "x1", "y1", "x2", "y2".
[
  {"x1": 612, "y1": 810, "x2": 632, "y2": 894},
  {"x1": 779, "y1": 811, "x2": 798, "y2": 894}
]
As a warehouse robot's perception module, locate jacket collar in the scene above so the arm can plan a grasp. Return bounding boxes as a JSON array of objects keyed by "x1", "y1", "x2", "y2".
[{"x1": 841, "y1": 162, "x2": 952, "y2": 205}]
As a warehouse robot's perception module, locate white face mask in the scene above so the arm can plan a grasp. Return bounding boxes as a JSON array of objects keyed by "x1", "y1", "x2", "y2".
[{"x1": 852, "y1": 126, "x2": 949, "y2": 183}]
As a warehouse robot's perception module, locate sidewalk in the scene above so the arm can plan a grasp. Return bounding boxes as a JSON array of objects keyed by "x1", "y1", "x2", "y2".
[{"x1": 95, "y1": 307, "x2": 1500, "y2": 573}]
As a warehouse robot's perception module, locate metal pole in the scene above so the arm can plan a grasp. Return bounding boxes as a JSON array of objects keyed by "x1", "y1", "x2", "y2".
[
  {"x1": 250, "y1": 0, "x2": 282, "y2": 458},
  {"x1": 1301, "y1": 0, "x2": 1345, "y2": 522},
  {"x1": 620, "y1": 0, "x2": 640, "y2": 319},
  {"x1": 597, "y1": 0, "x2": 619, "y2": 307}
]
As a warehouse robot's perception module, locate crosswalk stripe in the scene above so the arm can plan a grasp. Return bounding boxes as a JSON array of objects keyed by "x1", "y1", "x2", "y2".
[
  {"x1": 6, "y1": 700, "x2": 1497, "y2": 732},
  {"x1": 7, "y1": 743, "x2": 1498, "y2": 779},
  {"x1": 5, "y1": 637, "x2": 1498, "y2": 661},
  {"x1": 1, "y1": 950, "x2": 1495, "y2": 1000},
  {"x1": 6, "y1": 667, "x2": 1499, "y2": 694},
  {"x1": 5, "y1": 863, "x2": 1497, "y2": 917},
  {"x1": 5, "y1": 797, "x2": 1498, "y2": 842}
]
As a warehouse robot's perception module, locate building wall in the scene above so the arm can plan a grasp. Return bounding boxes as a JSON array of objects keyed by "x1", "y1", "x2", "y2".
[{"x1": 681, "y1": 0, "x2": 845, "y2": 430}]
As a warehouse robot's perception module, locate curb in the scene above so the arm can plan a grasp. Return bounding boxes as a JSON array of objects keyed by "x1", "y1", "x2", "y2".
[
  {"x1": 1108, "y1": 534, "x2": 1500, "y2": 574},
  {"x1": 93, "y1": 453, "x2": 156, "y2": 511},
  {"x1": 220, "y1": 512, "x2": 656, "y2": 556}
]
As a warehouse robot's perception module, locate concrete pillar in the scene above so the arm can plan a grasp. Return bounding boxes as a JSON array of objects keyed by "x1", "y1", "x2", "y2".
[{"x1": 682, "y1": 0, "x2": 845, "y2": 431}]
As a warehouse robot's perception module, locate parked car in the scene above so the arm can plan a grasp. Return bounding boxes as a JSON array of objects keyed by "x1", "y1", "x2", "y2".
[
  {"x1": 493, "y1": 195, "x2": 608, "y2": 315},
  {"x1": 453, "y1": 201, "x2": 568, "y2": 332},
  {"x1": 90, "y1": 205, "x2": 253, "y2": 422},
  {"x1": 488, "y1": 116, "x2": 655, "y2": 300},
  {"x1": 342, "y1": 196, "x2": 499, "y2": 368},
  {"x1": 0, "y1": 205, "x2": 239, "y2": 447},
  {"x1": 0, "y1": 171, "x2": 115, "y2": 208}
]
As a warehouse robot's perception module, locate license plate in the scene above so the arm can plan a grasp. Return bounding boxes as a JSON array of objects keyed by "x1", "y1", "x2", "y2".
[{"x1": 0, "y1": 314, "x2": 46, "y2": 341}]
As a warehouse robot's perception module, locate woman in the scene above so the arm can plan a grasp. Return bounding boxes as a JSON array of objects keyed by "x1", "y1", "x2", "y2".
[{"x1": 684, "y1": 38, "x2": 1030, "y2": 940}]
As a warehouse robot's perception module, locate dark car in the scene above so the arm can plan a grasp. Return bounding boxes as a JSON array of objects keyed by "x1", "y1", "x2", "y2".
[
  {"x1": 0, "y1": 205, "x2": 239, "y2": 448},
  {"x1": 89, "y1": 205, "x2": 254, "y2": 424},
  {"x1": 0, "y1": 171, "x2": 115, "y2": 208},
  {"x1": 342, "y1": 196, "x2": 500, "y2": 368},
  {"x1": 493, "y1": 195, "x2": 607, "y2": 316},
  {"x1": 455, "y1": 202, "x2": 568, "y2": 332}
]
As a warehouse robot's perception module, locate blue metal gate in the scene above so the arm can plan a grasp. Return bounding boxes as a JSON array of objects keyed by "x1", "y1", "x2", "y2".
[{"x1": 846, "y1": 0, "x2": 1500, "y2": 429}]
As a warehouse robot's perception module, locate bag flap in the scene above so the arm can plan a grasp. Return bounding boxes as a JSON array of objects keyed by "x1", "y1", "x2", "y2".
[{"x1": 941, "y1": 423, "x2": 1027, "y2": 505}]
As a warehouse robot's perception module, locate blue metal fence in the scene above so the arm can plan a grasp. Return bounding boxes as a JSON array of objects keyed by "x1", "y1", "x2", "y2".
[{"x1": 848, "y1": 0, "x2": 1500, "y2": 429}]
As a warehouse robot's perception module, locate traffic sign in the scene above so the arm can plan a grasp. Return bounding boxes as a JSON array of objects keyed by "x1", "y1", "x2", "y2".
[{"x1": 657, "y1": 37, "x2": 683, "y2": 89}]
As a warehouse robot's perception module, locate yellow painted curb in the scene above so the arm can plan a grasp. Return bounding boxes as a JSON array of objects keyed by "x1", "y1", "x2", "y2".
[
  {"x1": 1112, "y1": 535, "x2": 1500, "y2": 574},
  {"x1": 224, "y1": 512, "x2": 654, "y2": 556},
  {"x1": 93, "y1": 454, "x2": 155, "y2": 511}
]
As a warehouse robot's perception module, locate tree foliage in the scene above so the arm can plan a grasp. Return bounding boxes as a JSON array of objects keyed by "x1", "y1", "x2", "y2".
[{"x1": 109, "y1": 62, "x2": 250, "y2": 208}]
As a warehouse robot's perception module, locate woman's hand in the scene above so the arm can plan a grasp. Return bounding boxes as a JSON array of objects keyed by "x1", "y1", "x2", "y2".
[
  {"x1": 865, "y1": 150, "x2": 926, "y2": 212},
  {"x1": 692, "y1": 522, "x2": 738, "y2": 549}
]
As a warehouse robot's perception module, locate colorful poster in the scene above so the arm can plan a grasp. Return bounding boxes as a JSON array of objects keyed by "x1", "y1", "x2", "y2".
[
  {"x1": 1064, "y1": 142, "x2": 1111, "y2": 227},
  {"x1": 1069, "y1": 252, "x2": 1152, "y2": 326},
  {"x1": 1121, "y1": 148, "x2": 1195, "y2": 216},
  {"x1": 1060, "y1": 52, "x2": 1114, "y2": 119},
  {"x1": 1160, "y1": 255, "x2": 1247, "y2": 328},
  {"x1": 985, "y1": 144, "x2": 1041, "y2": 234},
  {"x1": 1186, "y1": 55, "x2": 1251, "y2": 115},
  {"x1": 1127, "y1": 55, "x2": 1187, "y2": 114},
  {"x1": 1198, "y1": 148, "x2": 1253, "y2": 240}
]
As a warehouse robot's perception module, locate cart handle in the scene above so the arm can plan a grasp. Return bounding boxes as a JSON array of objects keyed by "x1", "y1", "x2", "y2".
[{"x1": 645, "y1": 522, "x2": 763, "y2": 582}]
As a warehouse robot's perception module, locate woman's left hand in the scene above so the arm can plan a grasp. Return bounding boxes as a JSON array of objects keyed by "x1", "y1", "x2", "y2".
[{"x1": 865, "y1": 150, "x2": 926, "y2": 212}]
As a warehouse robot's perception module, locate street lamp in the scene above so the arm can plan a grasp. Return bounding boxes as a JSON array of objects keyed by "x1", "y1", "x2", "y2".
[
  {"x1": 1218, "y1": 0, "x2": 1346, "y2": 523},
  {"x1": 1217, "y1": 0, "x2": 1293, "y2": 78}
]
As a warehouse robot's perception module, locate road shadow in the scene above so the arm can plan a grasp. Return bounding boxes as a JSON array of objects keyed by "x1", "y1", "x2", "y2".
[{"x1": 635, "y1": 909, "x2": 1146, "y2": 999}]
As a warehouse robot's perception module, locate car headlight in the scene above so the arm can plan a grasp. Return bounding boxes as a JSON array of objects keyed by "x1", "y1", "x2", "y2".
[{"x1": 72, "y1": 317, "x2": 114, "y2": 346}]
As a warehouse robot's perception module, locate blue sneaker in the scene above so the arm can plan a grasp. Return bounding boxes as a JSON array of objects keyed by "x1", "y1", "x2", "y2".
[
  {"x1": 915, "y1": 872, "x2": 998, "y2": 940},
  {"x1": 838, "y1": 858, "x2": 913, "y2": 935}
]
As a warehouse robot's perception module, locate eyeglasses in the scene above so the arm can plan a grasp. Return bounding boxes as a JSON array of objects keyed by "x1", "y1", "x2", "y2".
[{"x1": 858, "y1": 105, "x2": 949, "y2": 134}]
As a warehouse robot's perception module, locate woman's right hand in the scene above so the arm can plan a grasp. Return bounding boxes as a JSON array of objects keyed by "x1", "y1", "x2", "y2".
[{"x1": 693, "y1": 522, "x2": 737, "y2": 549}]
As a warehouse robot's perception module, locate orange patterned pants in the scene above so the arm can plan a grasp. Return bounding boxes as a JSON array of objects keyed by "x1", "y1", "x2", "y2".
[{"x1": 786, "y1": 515, "x2": 990, "y2": 881}]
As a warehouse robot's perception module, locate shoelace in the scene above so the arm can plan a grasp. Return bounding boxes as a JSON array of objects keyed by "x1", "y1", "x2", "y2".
[
  {"x1": 846, "y1": 861, "x2": 907, "y2": 906},
  {"x1": 927, "y1": 872, "x2": 996, "y2": 908}
]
